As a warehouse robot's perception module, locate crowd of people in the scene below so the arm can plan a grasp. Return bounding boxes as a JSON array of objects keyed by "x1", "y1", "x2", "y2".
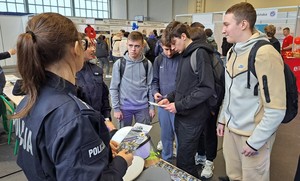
[{"x1": 1, "y1": 1, "x2": 297, "y2": 181}]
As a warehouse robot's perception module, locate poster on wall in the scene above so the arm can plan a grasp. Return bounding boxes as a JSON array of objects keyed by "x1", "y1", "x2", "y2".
[
  {"x1": 256, "y1": 9, "x2": 278, "y2": 21},
  {"x1": 255, "y1": 24, "x2": 268, "y2": 33}
]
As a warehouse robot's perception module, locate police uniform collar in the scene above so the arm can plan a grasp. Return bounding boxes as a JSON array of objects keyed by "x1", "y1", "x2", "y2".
[{"x1": 45, "y1": 71, "x2": 77, "y2": 96}]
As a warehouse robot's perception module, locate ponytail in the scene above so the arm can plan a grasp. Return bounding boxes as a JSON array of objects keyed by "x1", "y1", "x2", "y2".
[
  {"x1": 13, "y1": 32, "x2": 45, "y2": 118},
  {"x1": 12, "y1": 13, "x2": 79, "y2": 119}
]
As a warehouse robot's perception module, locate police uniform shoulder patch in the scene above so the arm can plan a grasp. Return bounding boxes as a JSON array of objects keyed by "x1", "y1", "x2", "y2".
[
  {"x1": 81, "y1": 139, "x2": 107, "y2": 165},
  {"x1": 68, "y1": 93, "x2": 92, "y2": 111}
]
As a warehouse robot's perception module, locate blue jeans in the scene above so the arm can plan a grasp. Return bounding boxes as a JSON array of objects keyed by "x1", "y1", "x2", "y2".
[
  {"x1": 158, "y1": 107, "x2": 176, "y2": 162},
  {"x1": 98, "y1": 57, "x2": 110, "y2": 75},
  {"x1": 119, "y1": 108, "x2": 151, "y2": 128}
]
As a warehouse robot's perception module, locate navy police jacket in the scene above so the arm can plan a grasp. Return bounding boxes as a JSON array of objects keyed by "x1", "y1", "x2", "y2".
[
  {"x1": 76, "y1": 61, "x2": 111, "y2": 119},
  {"x1": 15, "y1": 72, "x2": 127, "y2": 181}
]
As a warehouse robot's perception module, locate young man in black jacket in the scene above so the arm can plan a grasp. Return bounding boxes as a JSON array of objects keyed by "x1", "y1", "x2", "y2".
[{"x1": 159, "y1": 22, "x2": 215, "y2": 178}]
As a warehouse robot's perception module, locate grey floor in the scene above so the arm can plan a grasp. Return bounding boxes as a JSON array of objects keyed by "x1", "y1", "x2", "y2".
[{"x1": 0, "y1": 66, "x2": 299, "y2": 181}]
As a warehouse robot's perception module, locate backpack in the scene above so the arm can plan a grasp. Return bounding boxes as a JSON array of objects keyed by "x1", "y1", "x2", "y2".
[
  {"x1": 119, "y1": 57, "x2": 149, "y2": 82},
  {"x1": 191, "y1": 48, "x2": 225, "y2": 113},
  {"x1": 247, "y1": 40, "x2": 298, "y2": 123},
  {"x1": 96, "y1": 40, "x2": 108, "y2": 58}
]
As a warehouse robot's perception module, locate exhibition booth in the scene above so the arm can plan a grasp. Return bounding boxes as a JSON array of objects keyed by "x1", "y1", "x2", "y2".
[{"x1": 176, "y1": 6, "x2": 300, "y2": 92}]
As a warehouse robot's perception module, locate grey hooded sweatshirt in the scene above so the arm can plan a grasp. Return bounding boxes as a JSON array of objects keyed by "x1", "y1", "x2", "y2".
[{"x1": 110, "y1": 53, "x2": 154, "y2": 112}]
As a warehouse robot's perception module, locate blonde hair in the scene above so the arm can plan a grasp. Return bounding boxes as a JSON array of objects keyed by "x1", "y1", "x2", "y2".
[{"x1": 264, "y1": 25, "x2": 276, "y2": 38}]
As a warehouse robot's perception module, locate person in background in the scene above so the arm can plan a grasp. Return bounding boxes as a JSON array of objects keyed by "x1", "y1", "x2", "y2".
[
  {"x1": 76, "y1": 33, "x2": 116, "y2": 132},
  {"x1": 110, "y1": 31, "x2": 155, "y2": 128},
  {"x1": 264, "y1": 25, "x2": 280, "y2": 53},
  {"x1": 145, "y1": 31, "x2": 158, "y2": 63},
  {"x1": 84, "y1": 24, "x2": 96, "y2": 40},
  {"x1": 119, "y1": 32, "x2": 130, "y2": 56},
  {"x1": 205, "y1": 28, "x2": 218, "y2": 51},
  {"x1": 14, "y1": 12, "x2": 133, "y2": 181},
  {"x1": 153, "y1": 29, "x2": 158, "y2": 38},
  {"x1": 96, "y1": 35, "x2": 111, "y2": 78},
  {"x1": 159, "y1": 22, "x2": 215, "y2": 178},
  {"x1": 281, "y1": 27, "x2": 293, "y2": 57},
  {"x1": 0, "y1": 49, "x2": 16, "y2": 94},
  {"x1": 112, "y1": 33, "x2": 122, "y2": 62},
  {"x1": 221, "y1": 37, "x2": 233, "y2": 58},
  {"x1": 189, "y1": 26, "x2": 219, "y2": 179},
  {"x1": 142, "y1": 29, "x2": 148, "y2": 40},
  {"x1": 217, "y1": 2, "x2": 285, "y2": 180},
  {"x1": 152, "y1": 32, "x2": 180, "y2": 162},
  {"x1": 191, "y1": 22, "x2": 205, "y2": 30}
]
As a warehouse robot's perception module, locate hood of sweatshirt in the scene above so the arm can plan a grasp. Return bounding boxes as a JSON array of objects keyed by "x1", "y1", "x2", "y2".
[
  {"x1": 123, "y1": 52, "x2": 146, "y2": 63},
  {"x1": 182, "y1": 40, "x2": 214, "y2": 57},
  {"x1": 232, "y1": 30, "x2": 269, "y2": 56}
]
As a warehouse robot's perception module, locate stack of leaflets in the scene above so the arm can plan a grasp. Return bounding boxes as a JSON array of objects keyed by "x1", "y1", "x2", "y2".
[
  {"x1": 155, "y1": 159, "x2": 200, "y2": 181},
  {"x1": 118, "y1": 123, "x2": 152, "y2": 153}
]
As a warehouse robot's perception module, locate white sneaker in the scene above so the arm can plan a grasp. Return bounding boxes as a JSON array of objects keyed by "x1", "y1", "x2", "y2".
[
  {"x1": 195, "y1": 153, "x2": 206, "y2": 165},
  {"x1": 173, "y1": 142, "x2": 177, "y2": 157},
  {"x1": 157, "y1": 140, "x2": 163, "y2": 151},
  {"x1": 173, "y1": 148, "x2": 177, "y2": 157},
  {"x1": 105, "y1": 75, "x2": 112, "y2": 78},
  {"x1": 201, "y1": 160, "x2": 214, "y2": 179}
]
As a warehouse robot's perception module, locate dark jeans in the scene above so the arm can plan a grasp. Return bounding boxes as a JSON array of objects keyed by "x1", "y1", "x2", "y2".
[
  {"x1": 175, "y1": 117, "x2": 207, "y2": 178},
  {"x1": 197, "y1": 111, "x2": 218, "y2": 161}
]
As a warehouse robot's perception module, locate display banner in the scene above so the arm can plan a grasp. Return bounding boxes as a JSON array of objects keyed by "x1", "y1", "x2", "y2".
[{"x1": 256, "y1": 9, "x2": 278, "y2": 20}]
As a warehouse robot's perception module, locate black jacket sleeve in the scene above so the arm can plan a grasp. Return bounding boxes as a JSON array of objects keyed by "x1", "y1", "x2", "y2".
[
  {"x1": 0, "y1": 51, "x2": 11, "y2": 60},
  {"x1": 151, "y1": 56, "x2": 160, "y2": 95}
]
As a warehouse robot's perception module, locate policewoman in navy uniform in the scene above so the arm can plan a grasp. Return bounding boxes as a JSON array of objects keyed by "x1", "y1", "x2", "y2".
[
  {"x1": 76, "y1": 33, "x2": 115, "y2": 132},
  {"x1": 13, "y1": 13, "x2": 133, "y2": 181}
]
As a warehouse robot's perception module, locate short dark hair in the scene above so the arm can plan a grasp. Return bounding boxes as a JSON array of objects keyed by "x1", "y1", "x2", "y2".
[
  {"x1": 191, "y1": 22, "x2": 205, "y2": 29},
  {"x1": 205, "y1": 28, "x2": 213, "y2": 37},
  {"x1": 160, "y1": 31, "x2": 171, "y2": 47},
  {"x1": 190, "y1": 27, "x2": 207, "y2": 42},
  {"x1": 128, "y1": 31, "x2": 144, "y2": 42},
  {"x1": 283, "y1": 27, "x2": 290, "y2": 31},
  {"x1": 226, "y1": 2, "x2": 256, "y2": 31},
  {"x1": 124, "y1": 32, "x2": 130, "y2": 38},
  {"x1": 170, "y1": 23, "x2": 191, "y2": 39},
  {"x1": 164, "y1": 21, "x2": 182, "y2": 44}
]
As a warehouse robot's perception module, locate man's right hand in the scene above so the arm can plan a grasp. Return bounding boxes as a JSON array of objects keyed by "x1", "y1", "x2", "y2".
[
  {"x1": 158, "y1": 98, "x2": 169, "y2": 105},
  {"x1": 114, "y1": 111, "x2": 123, "y2": 121},
  {"x1": 217, "y1": 123, "x2": 225, "y2": 136},
  {"x1": 154, "y1": 92, "x2": 163, "y2": 101},
  {"x1": 117, "y1": 150, "x2": 133, "y2": 167}
]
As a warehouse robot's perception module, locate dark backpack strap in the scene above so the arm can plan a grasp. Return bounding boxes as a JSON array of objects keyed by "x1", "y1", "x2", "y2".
[
  {"x1": 142, "y1": 59, "x2": 149, "y2": 82},
  {"x1": 120, "y1": 57, "x2": 149, "y2": 82},
  {"x1": 247, "y1": 40, "x2": 271, "y2": 89},
  {"x1": 119, "y1": 57, "x2": 126, "y2": 80}
]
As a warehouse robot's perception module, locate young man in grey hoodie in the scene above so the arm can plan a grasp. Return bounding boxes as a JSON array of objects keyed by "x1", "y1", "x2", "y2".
[{"x1": 110, "y1": 31, "x2": 155, "y2": 128}]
